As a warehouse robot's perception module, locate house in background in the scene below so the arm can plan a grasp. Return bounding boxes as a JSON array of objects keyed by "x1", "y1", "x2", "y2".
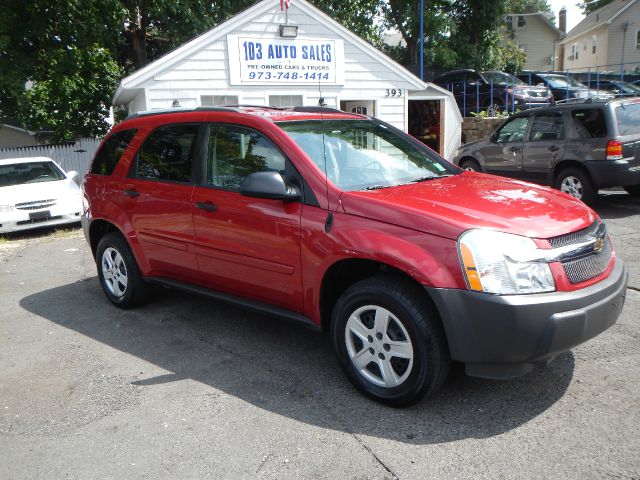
[
  {"x1": 557, "y1": 0, "x2": 640, "y2": 72},
  {"x1": 112, "y1": 0, "x2": 462, "y2": 159},
  {"x1": 502, "y1": 12, "x2": 564, "y2": 71},
  {"x1": 0, "y1": 123, "x2": 38, "y2": 148}
]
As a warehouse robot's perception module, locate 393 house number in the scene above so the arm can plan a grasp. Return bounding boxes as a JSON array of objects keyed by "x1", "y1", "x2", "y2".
[{"x1": 385, "y1": 89, "x2": 403, "y2": 97}]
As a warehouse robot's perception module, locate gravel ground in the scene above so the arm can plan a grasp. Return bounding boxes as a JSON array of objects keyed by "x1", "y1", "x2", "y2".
[{"x1": 1, "y1": 195, "x2": 639, "y2": 480}]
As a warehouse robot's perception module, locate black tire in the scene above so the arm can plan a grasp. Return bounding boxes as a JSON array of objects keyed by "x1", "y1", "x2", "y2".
[
  {"x1": 331, "y1": 275, "x2": 450, "y2": 406},
  {"x1": 624, "y1": 185, "x2": 640, "y2": 197},
  {"x1": 459, "y1": 158, "x2": 481, "y2": 172},
  {"x1": 554, "y1": 167, "x2": 596, "y2": 205},
  {"x1": 96, "y1": 232, "x2": 151, "y2": 308}
]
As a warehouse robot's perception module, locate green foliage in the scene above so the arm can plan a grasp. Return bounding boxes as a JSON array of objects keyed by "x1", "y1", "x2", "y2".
[
  {"x1": 498, "y1": 41, "x2": 527, "y2": 74},
  {"x1": 504, "y1": 0, "x2": 552, "y2": 14},
  {"x1": 580, "y1": 0, "x2": 615, "y2": 14}
]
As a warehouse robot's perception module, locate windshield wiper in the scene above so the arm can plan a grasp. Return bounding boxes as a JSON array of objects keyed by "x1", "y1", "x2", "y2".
[
  {"x1": 363, "y1": 184, "x2": 389, "y2": 190},
  {"x1": 411, "y1": 174, "x2": 452, "y2": 183}
]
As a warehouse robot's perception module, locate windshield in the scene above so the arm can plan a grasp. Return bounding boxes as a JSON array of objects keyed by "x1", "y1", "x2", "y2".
[
  {"x1": 540, "y1": 75, "x2": 587, "y2": 89},
  {"x1": 278, "y1": 119, "x2": 455, "y2": 191},
  {"x1": 0, "y1": 161, "x2": 66, "y2": 187},
  {"x1": 481, "y1": 71, "x2": 527, "y2": 86}
]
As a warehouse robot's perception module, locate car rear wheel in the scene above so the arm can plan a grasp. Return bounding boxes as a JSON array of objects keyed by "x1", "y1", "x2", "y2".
[
  {"x1": 459, "y1": 158, "x2": 481, "y2": 172},
  {"x1": 555, "y1": 168, "x2": 596, "y2": 204},
  {"x1": 331, "y1": 275, "x2": 450, "y2": 406},
  {"x1": 96, "y1": 232, "x2": 151, "y2": 308}
]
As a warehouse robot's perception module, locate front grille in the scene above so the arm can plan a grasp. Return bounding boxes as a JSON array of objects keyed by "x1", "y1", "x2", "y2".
[
  {"x1": 549, "y1": 221, "x2": 612, "y2": 284},
  {"x1": 15, "y1": 199, "x2": 57, "y2": 210}
]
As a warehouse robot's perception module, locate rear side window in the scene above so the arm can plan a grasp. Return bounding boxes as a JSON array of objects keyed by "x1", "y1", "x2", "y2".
[
  {"x1": 571, "y1": 109, "x2": 607, "y2": 138},
  {"x1": 133, "y1": 125, "x2": 199, "y2": 183},
  {"x1": 615, "y1": 103, "x2": 640, "y2": 136},
  {"x1": 90, "y1": 129, "x2": 136, "y2": 175}
]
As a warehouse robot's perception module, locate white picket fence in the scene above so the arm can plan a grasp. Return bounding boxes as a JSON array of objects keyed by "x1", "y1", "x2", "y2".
[{"x1": 0, "y1": 138, "x2": 101, "y2": 176}]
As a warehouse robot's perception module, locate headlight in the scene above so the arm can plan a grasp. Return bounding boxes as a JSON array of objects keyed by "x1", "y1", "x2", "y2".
[
  {"x1": 576, "y1": 91, "x2": 590, "y2": 98},
  {"x1": 458, "y1": 229, "x2": 555, "y2": 295},
  {"x1": 0, "y1": 205, "x2": 13, "y2": 212}
]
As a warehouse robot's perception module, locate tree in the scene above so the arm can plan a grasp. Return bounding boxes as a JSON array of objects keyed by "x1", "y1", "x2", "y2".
[
  {"x1": 381, "y1": 0, "x2": 515, "y2": 72},
  {"x1": 580, "y1": 0, "x2": 615, "y2": 14},
  {"x1": 504, "y1": 0, "x2": 552, "y2": 14},
  {"x1": 0, "y1": 0, "x2": 124, "y2": 142},
  {"x1": 498, "y1": 41, "x2": 526, "y2": 73}
]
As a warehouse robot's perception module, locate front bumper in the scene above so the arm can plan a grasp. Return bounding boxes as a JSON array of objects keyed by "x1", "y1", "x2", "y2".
[
  {"x1": 426, "y1": 257, "x2": 627, "y2": 379},
  {"x1": 0, "y1": 207, "x2": 82, "y2": 234},
  {"x1": 584, "y1": 158, "x2": 640, "y2": 189}
]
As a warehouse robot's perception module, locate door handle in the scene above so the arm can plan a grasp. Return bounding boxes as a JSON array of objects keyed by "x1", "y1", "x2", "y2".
[
  {"x1": 195, "y1": 201, "x2": 217, "y2": 212},
  {"x1": 123, "y1": 189, "x2": 140, "y2": 197},
  {"x1": 548, "y1": 145, "x2": 560, "y2": 152}
]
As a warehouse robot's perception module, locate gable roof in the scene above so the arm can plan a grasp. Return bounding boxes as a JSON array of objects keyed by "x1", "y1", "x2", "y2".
[
  {"x1": 504, "y1": 12, "x2": 564, "y2": 37},
  {"x1": 113, "y1": 0, "x2": 427, "y2": 104},
  {"x1": 561, "y1": 0, "x2": 638, "y2": 43}
]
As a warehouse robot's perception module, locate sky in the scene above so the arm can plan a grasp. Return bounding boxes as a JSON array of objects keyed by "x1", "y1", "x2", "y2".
[{"x1": 547, "y1": 0, "x2": 586, "y2": 32}]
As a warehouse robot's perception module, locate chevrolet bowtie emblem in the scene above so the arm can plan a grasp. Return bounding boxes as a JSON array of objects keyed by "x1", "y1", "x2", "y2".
[{"x1": 594, "y1": 236, "x2": 605, "y2": 254}]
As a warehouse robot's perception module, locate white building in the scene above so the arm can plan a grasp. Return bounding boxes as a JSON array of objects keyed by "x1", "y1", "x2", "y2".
[{"x1": 112, "y1": 0, "x2": 462, "y2": 159}]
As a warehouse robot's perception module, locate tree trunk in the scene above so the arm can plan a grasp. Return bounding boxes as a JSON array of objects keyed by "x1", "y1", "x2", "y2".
[{"x1": 122, "y1": 0, "x2": 148, "y2": 69}]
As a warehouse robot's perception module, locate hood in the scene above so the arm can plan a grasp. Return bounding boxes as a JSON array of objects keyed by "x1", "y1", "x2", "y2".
[
  {"x1": 457, "y1": 137, "x2": 492, "y2": 152},
  {"x1": 340, "y1": 172, "x2": 596, "y2": 240},
  {"x1": 0, "y1": 179, "x2": 80, "y2": 206}
]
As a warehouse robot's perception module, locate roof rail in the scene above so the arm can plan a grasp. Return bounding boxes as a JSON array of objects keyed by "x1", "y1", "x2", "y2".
[
  {"x1": 125, "y1": 106, "x2": 239, "y2": 120},
  {"x1": 292, "y1": 106, "x2": 344, "y2": 114}
]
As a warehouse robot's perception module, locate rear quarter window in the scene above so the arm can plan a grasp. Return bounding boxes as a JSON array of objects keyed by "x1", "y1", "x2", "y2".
[
  {"x1": 571, "y1": 109, "x2": 607, "y2": 138},
  {"x1": 615, "y1": 103, "x2": 640, "y2": 136},
  {"x1": 90, "y1": 129, "x2": 137, "y2": 175}
]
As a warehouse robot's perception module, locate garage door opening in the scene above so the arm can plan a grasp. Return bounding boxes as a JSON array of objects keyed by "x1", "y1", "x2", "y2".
[{"x1": 408, "y1": 100, "x2": 443, "y2": 155}]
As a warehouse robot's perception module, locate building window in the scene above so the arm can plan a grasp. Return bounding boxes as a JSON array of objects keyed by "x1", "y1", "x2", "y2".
[
  {"x1": 201, "y1": 95, "x2": 239, "y2": 106},
  {"x1": 636, "y1": 30, "x2": 640, "y2": 49},
  {"x1": 505, "y1": 15, "x2": 513, "y2": 29},
  {"x1": 269, "y1": 95, "x2": 303, "y2": 107},
  {"x1": 592, "y1": 35, "x2": 597, "y2": 54},
  {"x1": 517, "y1": 15, "x2": 526, "y2": 27},
  {"x1": 571, "y1": 44, "x2": 579, "y2": 61}
]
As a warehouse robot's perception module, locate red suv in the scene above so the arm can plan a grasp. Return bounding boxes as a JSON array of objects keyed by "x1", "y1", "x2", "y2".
[{"x1": 83, "y1": 107, "x2": 628, "y2": 406}]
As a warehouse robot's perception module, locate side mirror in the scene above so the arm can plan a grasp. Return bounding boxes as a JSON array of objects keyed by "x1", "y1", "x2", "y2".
[
  {"x1": 490, "y1": 132, "x2": 497, "y2": 143},
  {"x1": 239, "y1": 171, "x2": 300, "y2": 201},
  {"x1": 67, "y1": 170, "x2": 80, "y2": 185}
]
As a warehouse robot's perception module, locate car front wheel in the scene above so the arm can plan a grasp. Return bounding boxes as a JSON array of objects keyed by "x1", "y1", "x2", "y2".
[
  {"x1": 331, "y1": 275, "x2": 450, "y2": 406},
  {"x1": 96, "y1": 232, "x2": 151, "y2": 308},
  {"x1": 459, "y1": 158, "x2": 481, "y2": 172}
]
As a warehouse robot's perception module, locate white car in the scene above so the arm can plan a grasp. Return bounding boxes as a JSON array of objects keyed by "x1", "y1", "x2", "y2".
[{"x1": 0, "y1": 157, "x2": 83, "y2": 234}]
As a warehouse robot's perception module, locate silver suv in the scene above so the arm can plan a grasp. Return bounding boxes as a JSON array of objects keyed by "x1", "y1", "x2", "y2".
[{"x1": 453, "y1": 99, "x2": 640, "y2": 204}]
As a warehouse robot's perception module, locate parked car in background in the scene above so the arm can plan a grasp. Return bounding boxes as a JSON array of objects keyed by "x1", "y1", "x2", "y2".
[
  {"x1": 517, "y1": 72, "x2": 614, "y2": 103},
  {"x1": 82, "y1": 106, "x2": 627, "y2": 406},
  {"x1": 0, "y1": 157, "x2": 82, "y2": 234},
  {"x1": 433, "y1": 69, "x2": 551, "y2": 114},
  {"x1": 453, "y1": 98, "x2": 640, "y2": 204},
  {"x1": 583, "y1": 79, "x2": 640, "y2": 97}
]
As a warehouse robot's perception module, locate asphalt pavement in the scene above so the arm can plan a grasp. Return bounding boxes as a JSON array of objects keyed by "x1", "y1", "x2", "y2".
[{"x1": 1, "y1": 192, "x2": 639, "y2": 480}]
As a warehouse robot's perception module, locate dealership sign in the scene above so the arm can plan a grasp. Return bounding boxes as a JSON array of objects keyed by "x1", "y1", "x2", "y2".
[{"x1": 227, "y1": 35, "x2": 344, "y2": 86}]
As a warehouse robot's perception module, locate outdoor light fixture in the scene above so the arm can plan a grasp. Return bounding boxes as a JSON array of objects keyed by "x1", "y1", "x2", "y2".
[
  {"x1": 279, "y1": 24, "x2": 298, "y2": 38},
  {"x1": 172, "y1": 99, "x2": 181, "y2": 108}
]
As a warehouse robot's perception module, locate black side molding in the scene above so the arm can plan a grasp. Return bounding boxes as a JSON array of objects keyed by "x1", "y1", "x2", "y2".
[{"x1": 145, "y1": 277, "x2": 321, "y2": 332}]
